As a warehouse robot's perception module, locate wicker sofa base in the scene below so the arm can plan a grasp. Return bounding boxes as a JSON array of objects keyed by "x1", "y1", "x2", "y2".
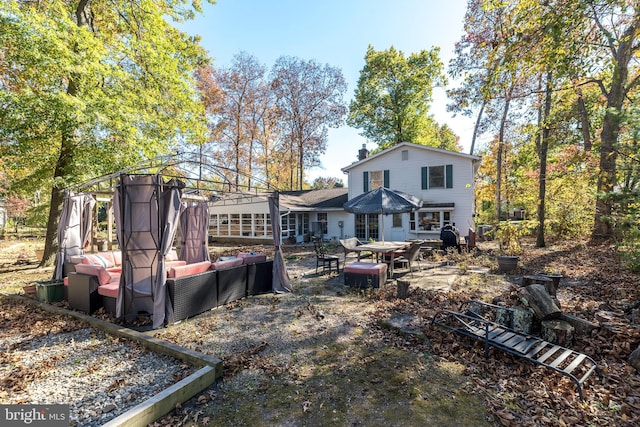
[
  {"x1": 67, "y1": 273, "x2": 103, "y2": 314},
  {"x1": 217, "y1": 264, "x2": 248, "y2": 305},
  {"x1": 69, "y1": 257, "x2": 275, "y2": 324},
  {"x1": 247, "y1": 260, "x2": 274, "y2": 296},
  {"x1": 167, "y1": 270, "x2": 217, "y2": 322}
]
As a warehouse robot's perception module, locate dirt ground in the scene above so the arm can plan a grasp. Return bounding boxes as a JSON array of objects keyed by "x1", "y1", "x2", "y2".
[{"x1": 1, "y1": 238, "x2": 640, "y2": 426}]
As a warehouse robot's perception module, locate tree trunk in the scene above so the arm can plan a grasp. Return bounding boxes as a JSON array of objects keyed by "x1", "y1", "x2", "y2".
[
  {"x1": 42, "y1": 0, "x2": 91, "y2": 266},
  {"x1": 536, "y1": 71, "x2": 552, "y2": 248},
  {"x1": 469, "y1": 100, "x2": 486, "y2": 156},
  {"x1": 496, "y1": 96, "x2": 511, "y2": 222},
  {"x1": 592, "y1": 10, "x2": 640, "y2": 240},
  {"x1": 575, "y1": 85, "x2": 592, "y2": 152}
]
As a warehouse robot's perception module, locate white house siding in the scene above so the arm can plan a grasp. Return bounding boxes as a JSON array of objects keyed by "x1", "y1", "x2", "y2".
[{"x1": 342, "y1": 142, "x2": 481, "y2": 242}]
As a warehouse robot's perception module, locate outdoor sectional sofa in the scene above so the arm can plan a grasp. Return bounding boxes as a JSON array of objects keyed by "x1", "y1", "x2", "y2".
[{"x1": 66, "y1": 249, "x2": 273, "y2": 324}]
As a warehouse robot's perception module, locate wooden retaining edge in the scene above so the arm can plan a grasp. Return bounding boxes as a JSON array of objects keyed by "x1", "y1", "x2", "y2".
[
  {"x1": 1, "y1": 293, "x2": 223, "y2": 425},
  {"x1": 102, "y1": 366, "x2": 218, "y2": 427}
]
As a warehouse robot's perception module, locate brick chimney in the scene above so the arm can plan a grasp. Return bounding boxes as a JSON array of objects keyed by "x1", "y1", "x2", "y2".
[{"x1": 358, "y1": 144, "x2": 369, "y2": 161}]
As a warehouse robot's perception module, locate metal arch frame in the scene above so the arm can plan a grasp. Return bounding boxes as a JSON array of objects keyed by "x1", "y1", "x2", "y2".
[{"x1": 69, "y1": 151, "x2": 280, "y2": 201}]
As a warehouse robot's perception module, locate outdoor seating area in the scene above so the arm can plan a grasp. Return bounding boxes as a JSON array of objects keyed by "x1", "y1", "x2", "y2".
[{"x1": 66, "y1": 248, "x2": 272, "y2": 323}]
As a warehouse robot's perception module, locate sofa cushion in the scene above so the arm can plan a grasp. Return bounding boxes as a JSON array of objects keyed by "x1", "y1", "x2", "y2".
[
  {"x1": 74, "y1": 264, "x2": 120, "y2": 286},
  {"x1": 237, "y1": 252, "x2": 267, "y2": 264},
  {"x1": 166, "y1": 260, "x2": 187, "y2": 269},
  {"x1": 69, "y1": 255, "x2": 86, "y2": 265},
  {"x1": 211, "y1": 257, "x2": 243, "y2": 271},
  {"x1": 167, "y1": 261, "x2": 212, "y2": 278},
  {"x1": 344, "y1": 262, "x2": 387, "y2": 275},
  {"x1": 111, "y1": 251, "x2": 122, "y2": 266},
  {"x1": 98, "y1": 282, "x2": 119, "y2": 298},
  {"x1": 82, "y1": 253, "x2": 115, "y2": 269}
]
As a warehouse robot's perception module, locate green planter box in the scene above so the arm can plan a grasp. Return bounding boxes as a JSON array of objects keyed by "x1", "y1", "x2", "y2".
[{"x1": 36, "y1": 280, "x2": 64, "y2": 303}]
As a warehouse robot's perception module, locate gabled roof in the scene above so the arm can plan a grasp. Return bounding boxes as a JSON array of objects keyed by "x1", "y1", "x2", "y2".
[
  {"x1": 341, "y1": 141, "x2": 481, "y2": 172},
  {"x1": 280, "y1": 188, "x2": 348, "y2": 211}
]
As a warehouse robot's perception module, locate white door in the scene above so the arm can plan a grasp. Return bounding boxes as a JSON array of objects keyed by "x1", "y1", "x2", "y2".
[{"x1": 390, "y1": 213, "x2": 405, "y2": 242}]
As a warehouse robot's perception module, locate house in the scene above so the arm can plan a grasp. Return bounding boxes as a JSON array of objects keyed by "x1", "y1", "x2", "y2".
[
  {"x1": 340, "y1": 142, "x2": 481, "y2": 242},
  {"x1": 208, "y1": 188, "x2": 348, "y2": 244}
]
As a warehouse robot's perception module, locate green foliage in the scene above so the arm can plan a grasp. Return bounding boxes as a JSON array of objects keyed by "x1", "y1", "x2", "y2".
[
  {"x1": 617, "y1": 226, "x2": 640, "y2": 272},
  {"x1": 0, "y1": 0, "x2": 210, "y2": 197},
  {"x1": 311, "y1": 177, "x2": 344, "y2": 189},
  {"x1": 348, "y1": 45, "x2": 456, "y2": 150},
  {"x1": 493, "y1": 220, "x2": 535, "y2": 256}
]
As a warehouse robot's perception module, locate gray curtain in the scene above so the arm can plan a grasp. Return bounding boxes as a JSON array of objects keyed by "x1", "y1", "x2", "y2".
[
  {"x1": 268, "y1": 192, "x2": 291, "y2": 293},
  {"x1": 116, "y1": 175, "x2": 161, "y2": 326},
  {"x1": 157, "y1": 179, "x2": 183, "y2": 326},
  {"x1": 115, "y1": 174, "x2": 183, "y2": 328},
  {"x1": 178, "y1": 201, "x2": 210, "y2": 264},
  {"x1": 54, "y1": 192, "x2": 95, "y2": 280}
]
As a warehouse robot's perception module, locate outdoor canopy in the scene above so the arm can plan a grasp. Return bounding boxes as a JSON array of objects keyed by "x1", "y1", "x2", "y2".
[
  {"x1": 59, "y1": 153, "x2": 291, "y2": 328},
  {"x1": 343, "y1": 187, "x2": 422, "y2": 242},
  {"x1": 343, "y1": 187, "x2": 422, "y2": 215}
]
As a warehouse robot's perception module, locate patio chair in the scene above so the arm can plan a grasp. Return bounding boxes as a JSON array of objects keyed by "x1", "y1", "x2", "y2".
[
  {"x1": 393, "y1": 241, "x2": 422, "y2": 276},
  {"x1": 312, "y1": 236, "x2": 340, "y2": 275},
  {"x1": 339, "y1": 237, "x2": 372, "y2": 261}
]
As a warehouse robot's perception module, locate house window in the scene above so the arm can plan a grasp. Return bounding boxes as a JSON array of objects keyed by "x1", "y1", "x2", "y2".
[
  {"x1": 355, "y1": 213, "x2": 379, "y2": 241},
  {"x1": 363, "y1": 170, "x2": 390, "y2": 191},
  {"x1": 282, "y1": 214, "x2": 295, "y2": 237},
  {"x1": 209, "y1": 212, "x2": 272, "y2": 238},
  {"x1": 410, "y1": 210, "x2": 452, "y2": 231},
  {"x1": 230, "y1": 214, "x2": 240, "y2": 236},
  {"x1": 242, "y1": 213, "x2": 252, "y2": 236},
  {"x1": 370, "y1": 171, "x2": 383, "y2": 189},
  {"x1": 401, "y1": 150, "x2": 408, "y2": 161},
  {"x1": 392, "y1": 213, "x2": 402, "y2": 227},
  {"x1": 317, "y1": 212, "x2": 328, "y2": 234},
  {"x1": 421, "y1": 165, "x2": 453, "y2": 189},
  {"x1": 429, "y1": 166, "x2": 445, "y2": 188}
]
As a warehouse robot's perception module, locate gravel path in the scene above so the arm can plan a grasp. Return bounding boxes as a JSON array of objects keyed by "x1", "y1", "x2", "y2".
[{"x1": 0, "y1": 301, "x2": 194, "y2": 426}]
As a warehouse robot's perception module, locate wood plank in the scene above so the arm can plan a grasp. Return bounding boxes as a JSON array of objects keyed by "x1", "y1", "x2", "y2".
[
  {"x1": 548, "y1": 349, "x2": 574, "y2": 368},
  {"x1": 502, "y1": 334, "x2": 526, "y2": 348},
  {"x1": 487, "y1": 327, "x2": 507, "y2": 339},
  {"x1": 525, "y1": 341, "x2": 550, "y2": 358},
  {"x1": 102, "y1": 366, "x2": 218, "y2": 427},
  {"x1": 513, "y1": 338, "x2": 540, "y2": 354},
  {"x1": 492, "y1": 331, "x2": 517, "y2": 343},
  {"x1": 537, "y1": 345, "x2": 562, "y2": 363},
  {"x1": 564, "y1": 354, "x2": 587, "y2": 375}
]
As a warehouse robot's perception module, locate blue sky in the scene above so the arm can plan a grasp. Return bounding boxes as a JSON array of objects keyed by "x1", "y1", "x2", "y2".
[{"x1": 181, "y1": 0, "x2": 474, "y2": 182}]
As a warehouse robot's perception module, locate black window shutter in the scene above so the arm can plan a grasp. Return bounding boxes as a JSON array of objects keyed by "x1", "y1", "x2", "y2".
[
  {"x1": 446, "y1": 164, "x2": 453, "y2": 188},
  {"x1": 383, "y1": 170, "x2": 390, "y2": 188},
  {"x1": 421, "y1": 167, "x2": 428, "y2": 189},
  {"x1": 363, "y1": 171, "x2": 369, "y2": 192}
]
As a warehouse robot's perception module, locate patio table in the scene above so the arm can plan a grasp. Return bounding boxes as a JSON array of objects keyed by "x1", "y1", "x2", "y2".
[{"x1": 355, "y1": 241, "x2": 410, "y2": 278}]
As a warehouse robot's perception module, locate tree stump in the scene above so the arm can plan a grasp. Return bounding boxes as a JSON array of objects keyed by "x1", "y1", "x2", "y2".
[
  {"x1": 496, "y1": 306, "x2": 535, "y2": 334},
  {"x1": 397, "y1": 280, "x2": 410, "y2": 299},
  {"x1": 518, "y1": 284, "x2": 562, "y2": 320},
  {"x1": 541, "y1": 319, "x2": 574, "y2": 346},
  {"x1": 522, "y1": 275, "x2": 556, "y2": 296}
]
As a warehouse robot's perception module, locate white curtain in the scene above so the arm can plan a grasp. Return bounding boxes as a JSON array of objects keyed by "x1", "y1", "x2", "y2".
[{"x1": 54, "y1": 192, "x2": 95, "y2": 280}]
